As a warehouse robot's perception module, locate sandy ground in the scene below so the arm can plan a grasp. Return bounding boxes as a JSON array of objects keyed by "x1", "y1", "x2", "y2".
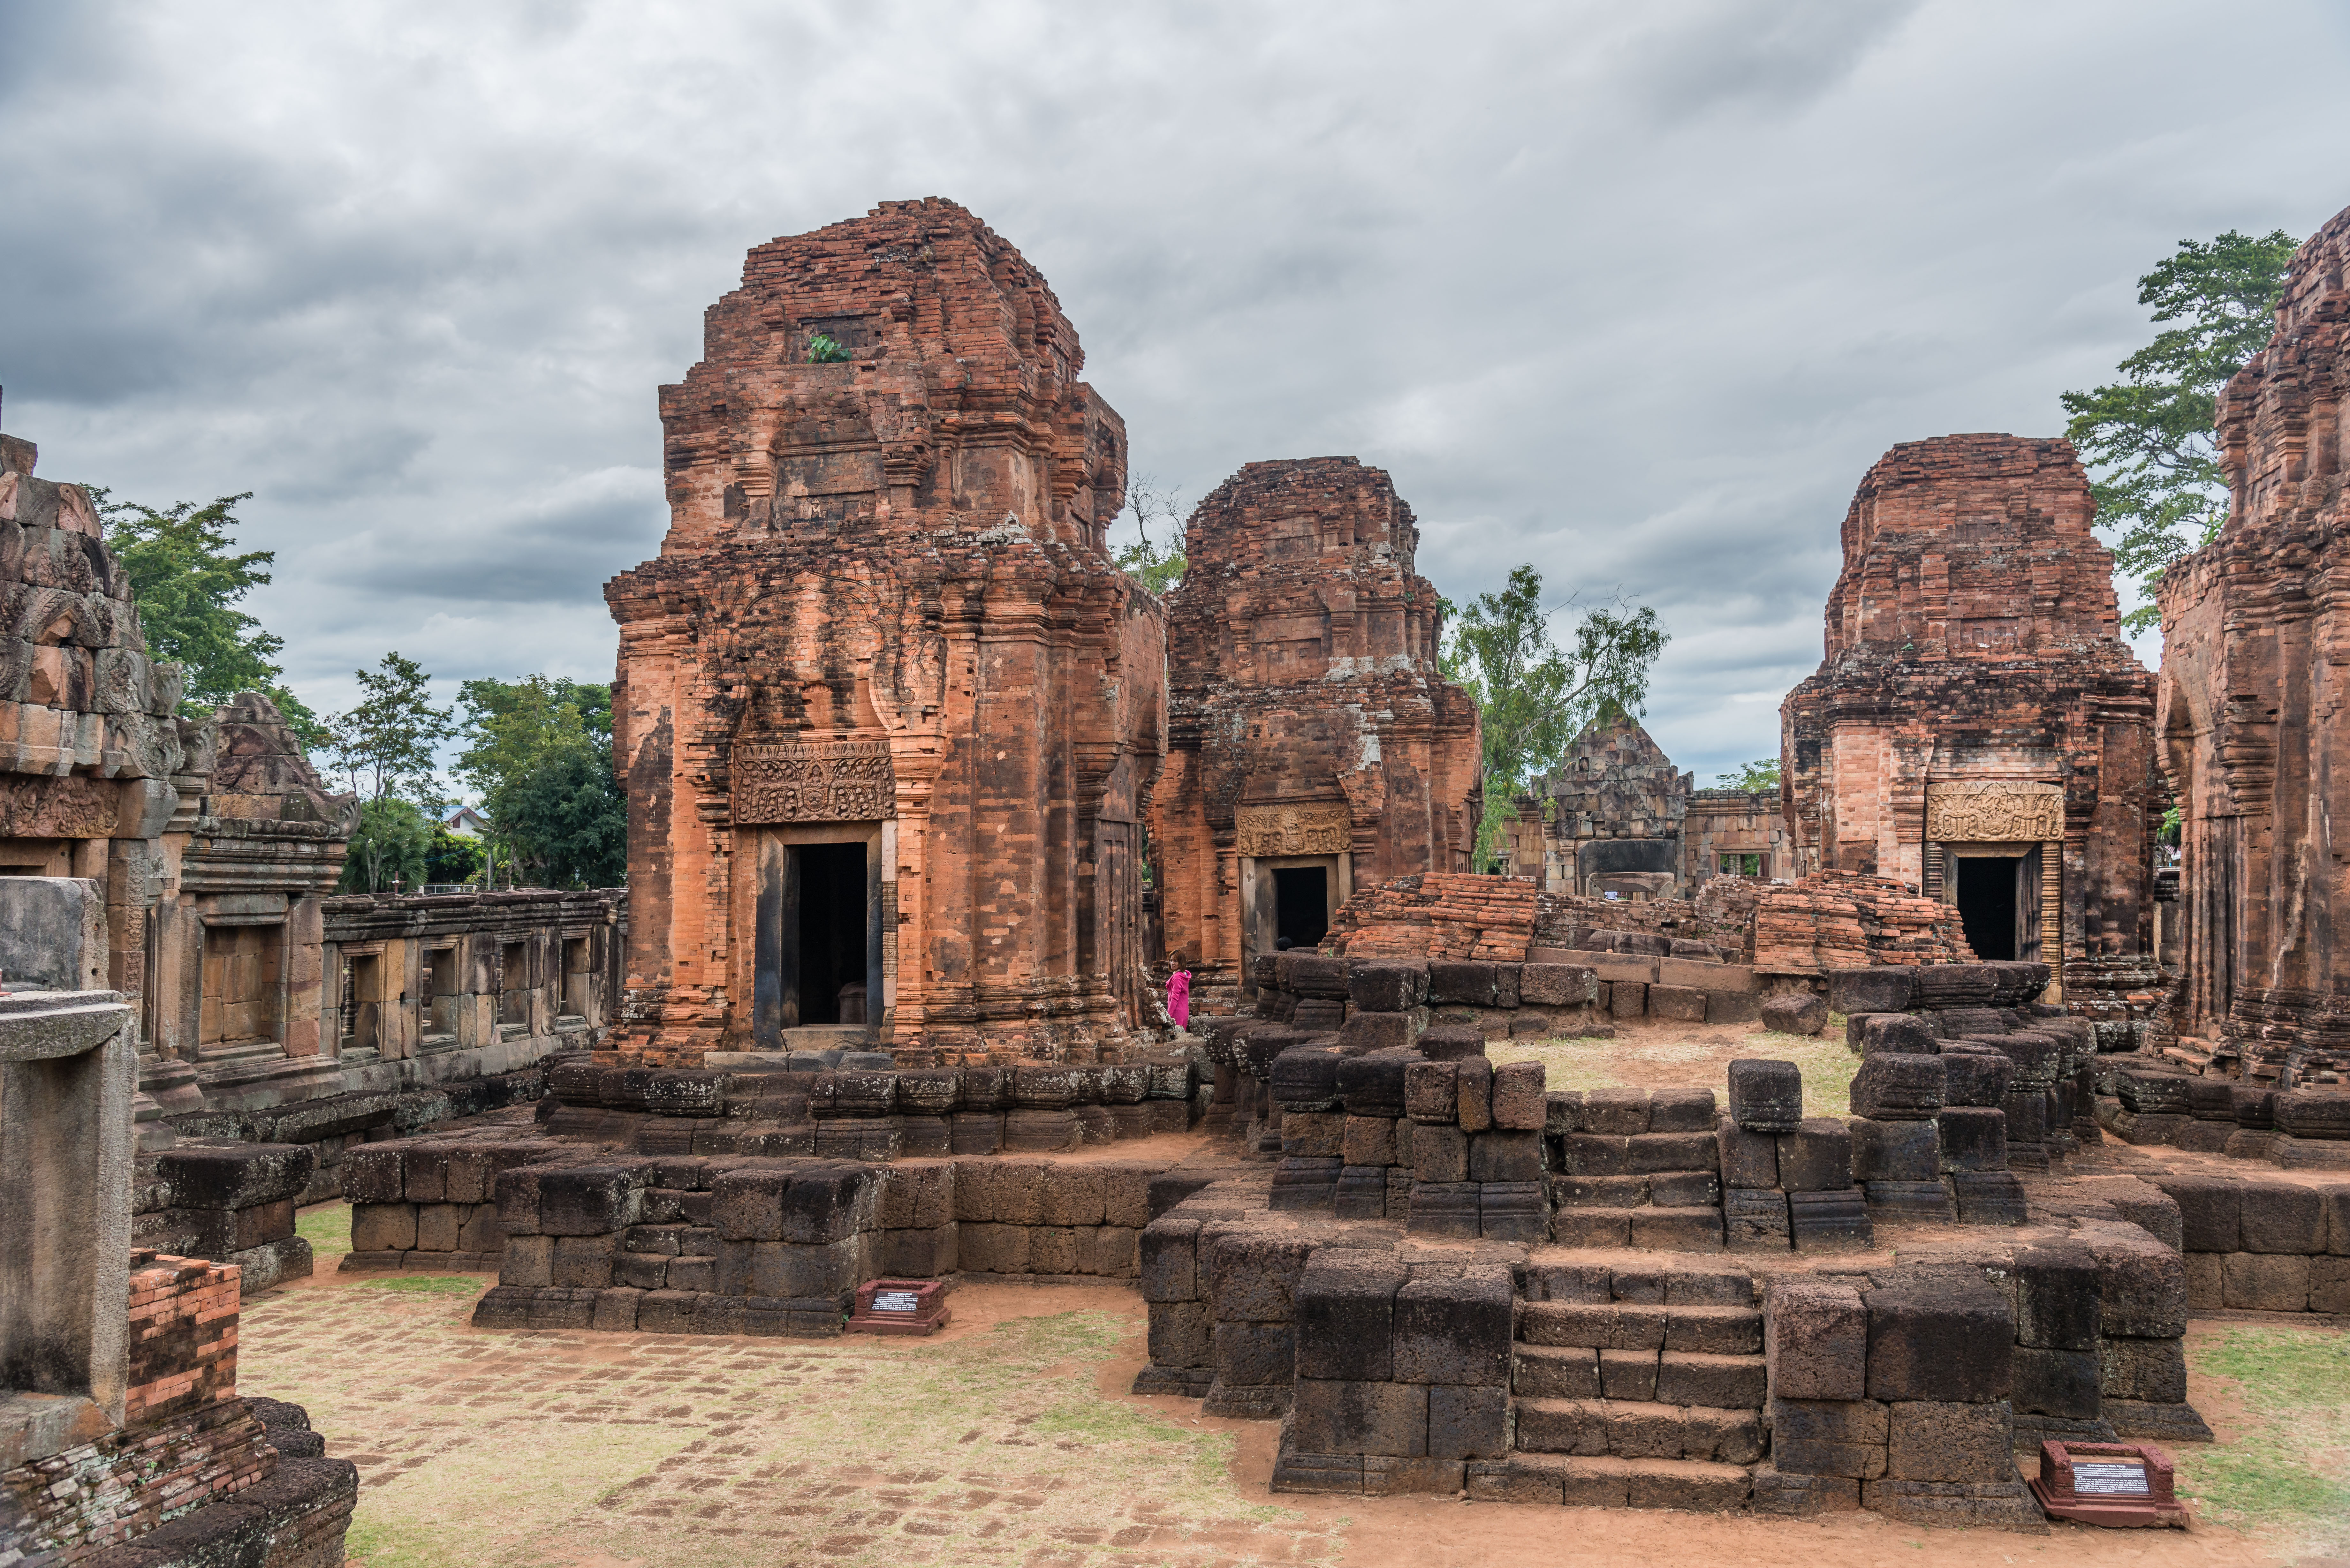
[{"x1": 248, "y1": 1223, "x2": 2346, "y2": 1568}]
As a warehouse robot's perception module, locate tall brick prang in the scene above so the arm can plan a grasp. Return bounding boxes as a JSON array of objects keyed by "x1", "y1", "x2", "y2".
[
  {"x1": 605, "y1": 199, "x2": 1166, "y2": 1064},
  {"x1": 2157, "y1": 202, "x2": 2350, "y2": 1081},
  {"x1": 1148, "y1": 458, "x2": 1481, "y2": 1013},
  {"x1": 1780, "y1": 435, "x2": 2159, "y2": 999}
]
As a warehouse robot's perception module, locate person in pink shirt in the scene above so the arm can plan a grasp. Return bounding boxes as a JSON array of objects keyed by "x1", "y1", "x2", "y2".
[{"x1": 1166, "y1": 969, "x2": 1191, "y2": 1030}]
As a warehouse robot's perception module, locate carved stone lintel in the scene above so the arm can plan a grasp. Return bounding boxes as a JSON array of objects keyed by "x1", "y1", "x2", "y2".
[
  {"x1": 1234, "y1": 801, "x2": 1350, "y2": 858},
  {"x1": 1926, "y1": 780, "x2": 2064, "y2": 842},
  {"x1": 733, "y1": 739, "x2": 896, "y2": 823}
]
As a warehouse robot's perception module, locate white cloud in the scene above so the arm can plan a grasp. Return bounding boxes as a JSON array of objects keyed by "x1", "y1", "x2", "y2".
[{"x1": 3, "y1": 0, "x2": 2346, "y2": 783}]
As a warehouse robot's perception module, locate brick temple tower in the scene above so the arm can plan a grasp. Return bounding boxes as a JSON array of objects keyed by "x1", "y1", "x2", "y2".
[
  {"x1": 1780, "y1": 435, "x2": 2160, "y2": 1000},
  {"x1": 605, "y1": 200, "x2": 1167, "y2": 1063},
  {"x1": 1148, "y1": 457, "x2": 1482, "y2": 1013},
  {"x1": 2157, "y1": 202, "x2": 2350, "y2": 1081}
]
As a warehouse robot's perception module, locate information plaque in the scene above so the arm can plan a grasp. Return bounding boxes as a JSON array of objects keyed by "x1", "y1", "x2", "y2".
[
  {"x1": 2028, "y1": 1441, "x2": 2186, "y2": 1527},
  {"x1": 847, "y1": 1277, "x2": 952, "y2": 1337}
]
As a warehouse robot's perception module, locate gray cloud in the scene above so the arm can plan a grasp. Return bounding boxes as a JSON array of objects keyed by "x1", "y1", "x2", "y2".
[{"x1": 2, "y1": 0, "x2": 2345, "y2": 790}]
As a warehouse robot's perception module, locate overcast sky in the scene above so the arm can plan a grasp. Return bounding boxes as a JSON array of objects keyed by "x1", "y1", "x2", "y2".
[{"x1": 5, "y1": 1, "x2": 2348, "y2": 791}]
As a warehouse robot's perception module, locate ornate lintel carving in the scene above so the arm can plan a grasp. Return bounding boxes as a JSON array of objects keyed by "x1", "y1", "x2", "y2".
[
  {"x1": 1925, "y1": 780, "x2": 2064, "y2": 842},
  {"x1": 1234, "y1": 800, "x2": 1351, "y2": 857},
  {"x1": 733, "y1": 738, "x2": 896, "y2": 823}
]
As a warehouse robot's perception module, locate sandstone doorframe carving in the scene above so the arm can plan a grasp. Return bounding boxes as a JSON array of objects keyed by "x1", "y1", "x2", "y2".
[{"x1": 1925, "y1": 781, "x2": 2065, "y2": 996}]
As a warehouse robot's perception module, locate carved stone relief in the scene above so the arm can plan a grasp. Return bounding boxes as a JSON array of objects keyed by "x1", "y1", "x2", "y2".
[
  {"x1": 734, "y1": 739, "x2": 895, "y2": 823},
  {"x1": 1234, "y1": 801, "x2": 1350, "y2": 857},
  {"x1": 1925, "y1": 780, "x2": 2064, "y2": 842}
]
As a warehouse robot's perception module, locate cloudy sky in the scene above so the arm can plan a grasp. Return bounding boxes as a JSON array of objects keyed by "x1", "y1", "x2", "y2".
[{"x1": 5, "y1": 1, "x2": 2348, "y2": 790}]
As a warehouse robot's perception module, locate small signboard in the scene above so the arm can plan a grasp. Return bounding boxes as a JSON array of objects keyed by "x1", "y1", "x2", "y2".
[
  {"x1": 2028, "y1": 1442, "x2": 2187, "y2": 1527},
  {"x1": 847, "y1": 1277, "x2": 952, "y2": 1337}
]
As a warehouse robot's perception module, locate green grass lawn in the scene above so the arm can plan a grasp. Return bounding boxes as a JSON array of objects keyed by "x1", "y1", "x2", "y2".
[
  {"x1": 2176, "y1": 1324, "x2": 2350, "y2": 1557},
  {"x1": 1490, "y1": 1016, "x2": 1857, "y2": 1118}
]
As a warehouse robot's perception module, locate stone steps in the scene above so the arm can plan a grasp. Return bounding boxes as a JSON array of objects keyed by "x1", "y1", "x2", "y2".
[
  {"x1": 1470, "y1": 1452, "x2": 1755, "y2": 1511},
  {"x1": 1512, "y1": 1398, "x2": 1763, "y2": 1463},
  {"x1": 1550, "y1": 1206, "x2": 1724, "y2": 1250}
]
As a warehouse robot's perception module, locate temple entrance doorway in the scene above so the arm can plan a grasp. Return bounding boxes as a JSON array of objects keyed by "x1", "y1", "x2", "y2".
[
  {"x1": 753, "y1": 825, "x2": 883, "y2": 1046},
  {"x1": 1951, "y1": 848, "x2": 2041, "y2": 963},
  {"x1": 1239, "y1": 851, "x2": 1349, "y2": 995},
  {"x1": 1274, "y1": 866, "x2": 1329, "y2": 949}
]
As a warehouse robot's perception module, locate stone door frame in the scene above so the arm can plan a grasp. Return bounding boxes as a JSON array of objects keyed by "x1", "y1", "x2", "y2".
[
  {"x1": 1237, "y1": 852, "x2": 1351, "y2": 998},
  {"x1": 751, "y1": 821, "x2": 885, "y2": 1047}
]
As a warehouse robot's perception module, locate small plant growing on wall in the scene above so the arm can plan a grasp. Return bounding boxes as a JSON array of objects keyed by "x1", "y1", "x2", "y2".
[{"x1": 805, "y1": 332, "x2": 851, "y2": 363}]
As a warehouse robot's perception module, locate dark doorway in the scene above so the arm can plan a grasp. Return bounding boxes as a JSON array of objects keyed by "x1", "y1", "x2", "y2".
[
  {"x1": 793, "y1": 842, "x2": 868, "y2": 1025},
  {"x1": 1274, "y1": 867, "x2": 1328, "y2": 949},
  {"x1": 1955, "y1": 856, "x2": 2023, "y2": 961}
]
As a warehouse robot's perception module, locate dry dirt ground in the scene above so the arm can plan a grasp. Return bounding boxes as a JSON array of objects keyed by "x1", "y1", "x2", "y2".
[{"x1": 254, "y1": 1189, "x2": 2347, "y2": 1568}]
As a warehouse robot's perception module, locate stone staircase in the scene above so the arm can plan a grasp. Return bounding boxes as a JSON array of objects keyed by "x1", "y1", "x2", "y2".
[
  {"x1": 1474, "y1": 1256, "x2": 1765, "y2": 1509},
  {"x1": 1546, "y1": 1086, "x2": 1726, "y2": 1252}
]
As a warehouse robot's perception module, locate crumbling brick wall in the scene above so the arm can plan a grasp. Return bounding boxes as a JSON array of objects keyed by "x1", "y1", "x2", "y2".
[
  {"x1": 1781, "y1": 435, "x2": 2159, "y2": 999},
  {"x1": 2157, "y1": 202, "x2": 2350, "y2": 1080},
  {"x1": 604, "y1": 199, "x2": 1166, "y2": 1064},
  {"x1": 1149, "y1": 459, "x2": 1480, "y2": 1013}
]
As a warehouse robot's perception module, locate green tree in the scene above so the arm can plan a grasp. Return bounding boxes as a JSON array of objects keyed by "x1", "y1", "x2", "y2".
[
  {"x1": 1111, "y1": 473, "x2": 1186, "y2": 597},
  {"x1": 424, "y1": 826, "x2": 484, "y2": 887},
  {"x1": 1441, "y1": 565, "x2": 1669, "y2": 866},
  {"x1": 339, "y1": 796, "x2": 433, "y2": 894},
  {"x1": 322, "y1": 653, "x2": 454, "y2": 808},
  {"x1": 1715, "y1": 758, "x2": 1781, "y2": 792},
  {"x1": 456, "y1": 675, "x2": 626, "y2": 888},
  {"x1": 92, "y1": 488, "x2": 325, "y2": 742},
  {"x1": 2061, "y1": 228, "x2": 2300, "y2": 631}
]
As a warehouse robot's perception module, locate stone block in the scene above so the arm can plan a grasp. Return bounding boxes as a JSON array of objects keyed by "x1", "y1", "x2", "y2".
[
  {"x1": 157, "y1": 1143, "x2": 316, "y2": 1209},
  {"x1": 1658, "y1": 1349, "x2": 1767, "y2": 1408},
  {"x1": 2099, "y1": 1335, "x2": 2187, "y2": 1403},
  {"x1": 1349, "y1": 961, "x2": 1428, "y2": 1012},
  {"x1": 1406, "y1": 1180, "x2": 1481, "y2": 1238},
  {"x1": 1751, "y1": 1465, "x2": 1862, "y2": 1513},
  {"x1": 1295, "y1": 1255, "x2": 1408, "y2": 1381},
  {"x1": 958, "y1": 1222, "x2": 1029, "y2": 1274},
  {"x1": 1393, "y1": 1267, "x2": 1512, "y2": 1386},
  {"x1": 2309, "y1": 1255, "x2": 2350, "y2": 1313},
  {"x1": 1644, "y1": 1088, "x2": 1716, "y2": 1133},
  {"x1": 1140, "y1": 1217, "x2": 1201, "y2": 1301},
  {"x1": 1333, "y1": 1166, "x2": 1391, "y2": 1219},
  {"x1": 1766, "y1": 1278, "x2": 1866, "y2": 1402},
  {"x1": 1707, "y1": 991, "x2": 1764, "y2": 1026},
  {"x1": 1649, "y1": 984, "x2": 1708, "y2": 1022},
  {"x1": 1514, "y1": 1344, "x2": 1601, "y2": 1399},
  {"x1": 877, "y1": 1225, "x2": 958, "y2": 1277},
  {"x1": 1336, "y1": 1050, "x2": 1413, "y2": 1117},
  {"x1": 1850, "y1": 1117, "x2": 1940, "y2": 1182},
  {"x1": 538, "y1": 1166, "x2": 641, "y2": 1236},
  {"x1": 551, "y1": 1233, "x2": 617, "y2": 1289},
  {"x1": 1271, "y1": 1048, "x2": 1342, "y2": 1112},
  {"x1": 1950, "y1": 1169, "x2": 2029, "y2": 1225},
  {"x1": 2276, "y1": 1090, "x2": 2350, "y2": 1140},
  {"x1": 1280, "y1": 1111, "x2": 1345, "y2": 1160},
  {"x1": 1414, "y1": 1026, "x2": 1486, "y2": 1061},
  {"x1": 1770, "y1": 1396, "x2": 1889, "y2": 1478},
  {"x1": 1337, "y1": 1011, "x2": 1414, "y2": 1056},
  {"x1": 1852, "y1": 1013, "x2": 1938, "y2": 1055},
  {"x1": 1549, "y1": 1208, "x2": 1632, "y2": 1247},
  {"x1": 1729, "y1": 1058, "x2": 1803, "y2": 1131},
  {"x1": 1212, "y1": 1320, "x2": 1296, "y2": 1386},
  {"x1": 1454, "y1": 1056, "x2": 1493, "y2": 1132},
  {"x1": 1208, "y1": 1231, "x2": 1315, "y2": 1321},
  {"x1": 350, "y1": 1203, "x2": 417, "y2": 1253},
  {"x1": 1939, "y1": 1049, "x2": 2013, "y2": 1108},
  {"x1": 1935, "y1": 1106, "x2": 2008, "y2": 1171},
  {"x1": 1651, "y1": 1169, "x2": 1721, "y2": 1208},
  {"x1": 1599, "y1": 1348, "x2": 1660, "y2": 1400},
  {"x1": 1580, "y1": 1086, "x2": 1651, "y2": 1135},
  {"x1": 1717, "y1": 1121, "x2": 1779, "y2": 1189},
  {"x1": 1490, "y1": 1060, "x2": 1546, "y2": 1130},
  {"x1": 2238, "y1": 1181, "x2": 2327, "y2": 1254},
  {"x1": 2221, "y1": 1252, "x2": 2311, "y2": 1312},
  {"x1": 2012, "y1": 1346, "x2": 2102, "y2": 1420},
  {"x1": 1427, "y1": 961, "x2": 1500, "y2": 1007},
  {"x1": 2077, "y1": 1221, "x2": 2188, "y2": 1338},
  {"x1": 1470, "y1": 1130, "x2": 1546, "y2": 1185},
  {"x1": 1609, "y1": 981, "x2": 1647, "y2": 1019},
  {"x1": 1724, "y1": 1188, "x2": 1790, "y2": 1251},
  {"x1": 1827, "y1": 967, "x2": 1915, "y2": 1016},
  {"x1": 1428, "y1": 1383, "x2": 1510, "y2": 1459},
  {"x1": 1865, "y1": 1272, "x2": 2011, "y2": 1402},
  {"x1": 1410, "y1": 1123, "x2": 1470, "y2": 1183},
  {"x1": 1626, "y1": 1130, "x2": 1717, "y2": 1174},
  {"x1": 1290, "y1": 1378, "x2": 1427, "y2": 1457},
  {"x1": 1885, "y1": 1399, "x2": 2014, "y2": 1483},
  {"x1": 1148, "y1": 1300, "x2": 1213, "y2": 1367},
  {"x1": 2011, "y1": 1241, "x2": 2101, "y2": 1351},
  {"x1": 1341, "y1": 1114, "x2": 1399, "y2": 1167},
  {"x1": 1850, "y1": 1054, "x2": 1945, "y2": 1120},
  {"x1": 1775, "y1": 1117, "x2": 1853, "y2": 1191},
  {"x1": 1761, "y1": 992, "x2": 1828, "y2": 1037},
  {"x1": 1629, "y1": 1207, "x2": 1723, "y2": 1252},
  {"x1": 1403, "y1": 1059, "x2": 1459, "y2": 1123},
  {"x1": 1519, "y1": 962, "x2": 1596, "y2": 1007}
]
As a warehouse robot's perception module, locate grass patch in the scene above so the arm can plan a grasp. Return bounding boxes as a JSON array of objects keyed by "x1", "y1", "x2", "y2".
[
  {"x1": 2176, "y1": 1326, "x2": 2350, "y2": 1554},
  {"x1": 297, "y1": 1201, "x2": 352, "y2": 1261},
  {"x1": 361, "y1": 1276, "x2": 490, "y2": 1297},
  {"x1": 1490, "y1": 1020, "x2": 1858, "y2": 1117}
]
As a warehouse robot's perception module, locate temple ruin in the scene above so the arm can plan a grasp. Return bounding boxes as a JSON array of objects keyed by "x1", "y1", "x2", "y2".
[
  {"x1": 2157, "y1": 206, "x2": 2350, "y2": 1083},
  {"x1": 1150, "y1": 457, "x2": 1482, "y2": 1014},
  {"x1": 1780, "y1": 435, "x2": 2161, "y2": 1001},
  {"x1": 603, "y1": 199, "x2": 1165, "y2": 1066}
]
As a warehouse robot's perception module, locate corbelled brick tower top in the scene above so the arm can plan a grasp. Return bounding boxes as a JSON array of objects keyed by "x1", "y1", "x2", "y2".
[
  {"x1": 1149, "y1": 456, "x2": 1481, "y2": 1012},
  {"x1": 1782, "y1": 434, "x2": 2157, "y2": 998},
  {"x1": 607, "y1": 200, "x2": 1166, "y2": 1062},
  {"x1": 2157, "y1": 203, "x2": 2350, "y2": 1078}
]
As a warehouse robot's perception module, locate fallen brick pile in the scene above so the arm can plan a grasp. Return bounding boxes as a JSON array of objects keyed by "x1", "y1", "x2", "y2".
[
  {"x1": 1753, "y1": 871, "x2": 1975, "y2": 971},
  {"x1": 1325, "y1": 873, "x2": 1540, "y2": 962}
]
